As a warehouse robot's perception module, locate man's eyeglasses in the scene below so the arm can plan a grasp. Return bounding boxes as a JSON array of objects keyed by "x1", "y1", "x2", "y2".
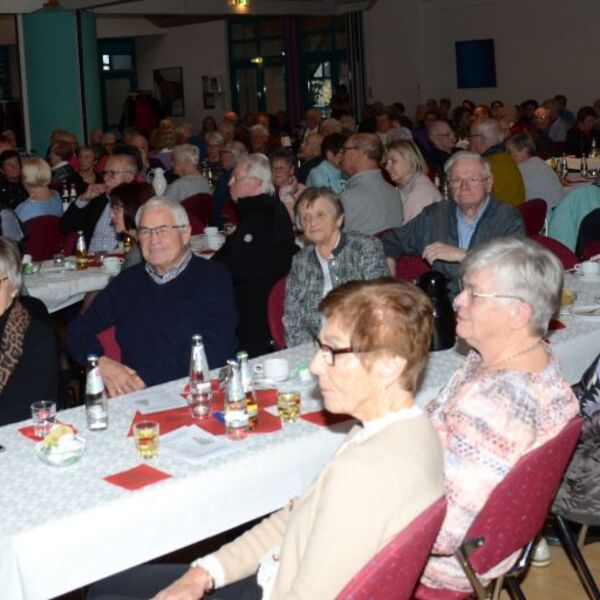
[
  {"x1": 313, "y1": 336, "x2": 375, "y2": 366},
  {"x1": 458, "y1": 281, "x2": 524, "y2": 303},
  {"x1": 448, "y1": 176, "x2": 489, "y2": 188},
  {"x1": 341, "y1": 146, "x2": 360, "y2": 153},
  {"x1": 110, "y1": 203, "x2": 124, "y2": 213},
  {"x1": 138, "y1": 225, "x2": 186, "y2": 239}
]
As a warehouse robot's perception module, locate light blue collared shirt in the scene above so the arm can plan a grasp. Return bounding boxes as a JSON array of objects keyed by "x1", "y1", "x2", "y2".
[{"x1": 456, "y1": 196, "x2": 490, "y2": 250}]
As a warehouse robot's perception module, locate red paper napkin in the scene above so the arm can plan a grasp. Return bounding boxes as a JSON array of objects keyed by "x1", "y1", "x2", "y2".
[
  {"x1": 548, "y1": 319, "x2": 566, "y2": 331},
  {"x1": 104, "y1": 464, "x2": 172, "y2": 491},
  {"x1": 301, "y1": 410, "x2": 354, "y2": 428},
  {"x1": 18, "y1": 421, "x2": 78, "y2": 442},
  {"x1": 127, "y1": 408, "x2": 191, "y2": 437}
]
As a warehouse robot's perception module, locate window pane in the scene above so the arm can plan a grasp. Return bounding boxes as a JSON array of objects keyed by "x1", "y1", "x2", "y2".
[
  {"x1": 260, "y1": 38, "x2": 284, "y2": 56},
  {"x1": 111, "y1": 54, "x2": 132, "y2": 70},
  {"x1": 102, "y1": 54, "x2": 110, "y2": 65},
  {"x1": 231, "y1": 22, "x2": 256, "y2": 40},
  {"x1": 302, "y1": 16, "x2": 332, "y2": 32},
  {"x1": 232, "y1": 41, "x2": 258, "y2": 60},
  {"x1": 260, "y1": 18, "x2": 284, "y2": 37},
  {"x1": 304, "y1": 33, "x2": 331, "y2": 52}
]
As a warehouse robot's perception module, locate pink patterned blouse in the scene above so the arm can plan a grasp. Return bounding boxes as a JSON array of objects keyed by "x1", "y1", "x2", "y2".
[{"x1": 421, "y1": 350, "x2": 579, "y2": 592}]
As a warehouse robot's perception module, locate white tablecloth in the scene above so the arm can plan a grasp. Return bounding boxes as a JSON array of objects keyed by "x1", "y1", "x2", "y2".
[
  {"x1": 24, "y1": 261, "x2": 112, "y2": 313},
  {"x1": 2, "y1": 294, "x2": 600, "y2": 599}
]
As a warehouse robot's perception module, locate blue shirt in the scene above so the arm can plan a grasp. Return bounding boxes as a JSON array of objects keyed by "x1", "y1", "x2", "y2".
[
  {"x1": 15, "y1": 192, "x2": 63, "y2": 223},
  {"x1": 456, "y1": 196, "x2": 490, "y2": 250},
  {"x1": 306, "y1": 159, "x2": 347, "y2": 195}
]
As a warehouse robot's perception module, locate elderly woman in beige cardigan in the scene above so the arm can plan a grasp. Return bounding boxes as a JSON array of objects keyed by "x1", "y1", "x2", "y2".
[{"x1": 89, "y1": 279, "x2": 444, "y2": 600}]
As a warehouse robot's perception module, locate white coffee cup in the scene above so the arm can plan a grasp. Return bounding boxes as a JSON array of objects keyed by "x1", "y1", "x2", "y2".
[
  {"x1": 253, "y1": 358, "x2": 289, "y2": 382},
  {"x1": 205, "y1": 226, "x2": 219, "y2": 238},
  {"x1": 22, "y1": 254, "x2": 32, "y2": 265},
  {"x1": 206, "y1": 236, "x2": 223, "y2": 251},
  {"x1": 575, "y1": 261, "x2": 600, "y2": 277},
  {"x1": 103, "y1": 256, "x2": 122, "y2": 274}
]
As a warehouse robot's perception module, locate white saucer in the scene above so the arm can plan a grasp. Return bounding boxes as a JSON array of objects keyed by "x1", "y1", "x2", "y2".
[
  {"x1": 569, "y1": 304, "x2": 600, "y2": 321},
  {"x1": 576, "y1": 273, "x2": 600, "y2": 282}
]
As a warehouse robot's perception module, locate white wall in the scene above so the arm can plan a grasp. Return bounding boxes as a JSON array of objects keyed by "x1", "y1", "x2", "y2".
[
  {"x1": 135, "y1": 20, "x2": 230, "y2": 129},
  {"x1": 363, "y1": 0, "x2": 600, "y2": 117}
]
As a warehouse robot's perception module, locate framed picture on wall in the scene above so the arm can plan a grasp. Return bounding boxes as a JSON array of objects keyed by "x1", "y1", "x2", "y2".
[
  {"x1": 455, "y1": 39, "x2": 497, "y2": 88},
  {"x1": 153, "y1": 67, "x2": 185, "y2": 116}
]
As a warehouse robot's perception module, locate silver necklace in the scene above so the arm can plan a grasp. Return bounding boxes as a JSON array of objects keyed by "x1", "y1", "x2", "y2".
[{"x1": 483, "y1": 339, "x2": 544, "y2": 370}]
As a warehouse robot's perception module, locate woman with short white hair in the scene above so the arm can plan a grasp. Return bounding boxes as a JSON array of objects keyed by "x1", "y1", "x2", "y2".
[
  {"x1": 15, "y1": 157, "x2": 63, "y2": 223},
  {"x1": 165, "y1": 143, "x2": 211, "y2": 203}
]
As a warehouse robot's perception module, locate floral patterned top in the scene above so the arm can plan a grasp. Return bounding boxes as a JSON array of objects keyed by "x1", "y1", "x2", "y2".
[{"x1": 421, "y1": 350, "x2": 579, "y2": 592}]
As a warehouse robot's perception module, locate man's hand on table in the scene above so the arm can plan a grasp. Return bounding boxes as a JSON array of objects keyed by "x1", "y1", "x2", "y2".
[
  {"x1": 152, "y1": 567, "x2": 213, "y2": 600},
  {"x1": 423, "y1": 242, "x2": 466, "y2": 265},
  {"x1": 98, "y1": 356, "x2": 145, "y2": 397}
]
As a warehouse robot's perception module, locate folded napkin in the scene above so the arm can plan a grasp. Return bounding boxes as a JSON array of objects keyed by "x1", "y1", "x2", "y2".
[
  {"x1": 301, "y1": 410, "x2": 354, "y2": 428},
  {"x1": 104, "y1": 464, "x2": 172, "y2": 491},
  {"x1": 19, "y1": 421, "x2": 78, "y2": 442},
  {"x1": 548, "y1": 319, "x2": 566, "y2": 331}
]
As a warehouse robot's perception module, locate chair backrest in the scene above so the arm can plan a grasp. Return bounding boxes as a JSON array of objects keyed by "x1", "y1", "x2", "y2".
[
  {"x1": 395, "y1": 255, "x2": 431, "y2": 282},
  {"x1": 267, "y1": 277, "x2": 287, "y2": 350},
  {"x1": 336, "y1": 497, "x2": 447, "y2": 600},
  {"x1": 581, "y1": 240, "x2": 600, "y2": 261},
  {"x1": 529, "y1": 234, "x2": 579, "y2": 270},
  {"x1": 464, "y1": 417, "x2": 582, "y2": 574},
  {"x1": 23, "y1": 215, "x2": 65, "y2": 261},
  {"x1": 182, "y1": 193, "x2": 212, "y2": 234},
  {"x1": 96, "y1": 326, "x2": 122, "y2": 362},
  {"x1": 517, "y1": 198, "x2": 547, "y2": 236}
]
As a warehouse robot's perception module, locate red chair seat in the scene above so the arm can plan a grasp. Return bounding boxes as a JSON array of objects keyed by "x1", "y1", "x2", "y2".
[
  {"x1": 415, "y1": 417, "x2": 582, "y2": 599},
  {"x1": 182, "y1": 193, "x2": 212, "y2": 235},
  {"x1": 517, "y1": 198, "x2": 547, "y2": 236},
  {"x1": 23, "y1": 215, "x2": 70, "y2": 261},
  {"x1": 97, "y1": 326, "x2": 121, "y2": 362},
  {"x1": 267, "y1": 277, "x2": 286, "y2": 350},
  {"x1": 529, "y1": 234, "x2": 578, "y2": 270},
  {"x1": 336, "y1": 497, "x2": 447, "y2": 600},
  {"x1": 395, "y1": 255, "x2": 431, "y2": 282}
]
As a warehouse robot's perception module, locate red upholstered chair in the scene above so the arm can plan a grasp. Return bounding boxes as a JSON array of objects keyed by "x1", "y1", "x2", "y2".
[
  {"x1": 96, "y1": 326, "x2": 121, "y2": 362},
  {"x1": 23, "y1": 216, "x2": 66, "y2": 261},
  {"x1": 581, "y1": 240, "x2": 600, "y2": 260},
  {"x1": 221, "y1": 198, "x2": 239, "y2": 225},
  {"x1": 415, "y1": 417, "x2": 582, "y2": 600},
  {"x1": 336, "y1": 497, "x2": 447, "y2": 600},
  {"x1": 182, "y1": 193, "x2": 212, "y2": 234},
  {"x1": 268, "y1": 277, "x2": 287, "y2": 350},
  {"x1": 529, "y1": 234, "x2": 579, "y2": 270},
  {"x1": 517, "y1": 198, "x2": 547, "y2": 236},
  {"x1": 395, "y1": 256, "x2": 431, "y2": 282}
]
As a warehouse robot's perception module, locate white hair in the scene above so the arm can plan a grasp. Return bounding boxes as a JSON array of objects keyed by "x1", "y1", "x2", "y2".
[
  {"x1": 135, "y1": 196, "x2": 190, "y2": 228},
  {"x1": 250, "y1": 124, "x2": 269, "y2": 136},
  {"x1": 205, "y1": 131, "x2": 224, "y2": 146},
  {"x1": 225, "y1": 140, "x2": 249, "y2": 161},
  {"x1": 461, "y1": 237, "x2": 563, "y2": 336},
  {"x1": 172, "y1": 143, "x2": 199, "y2": 166},
  {"x1": 237, "y1": 153, "x2": 275, "y2": 195},
  {"x1": 471, "y1": 118, "x2": 505, "y2": 146},
  {"x1": 444, "y1": 150, "x2": 492, "y2": 179}
]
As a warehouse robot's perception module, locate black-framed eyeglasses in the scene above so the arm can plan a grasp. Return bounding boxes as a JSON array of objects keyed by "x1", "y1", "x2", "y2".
[
  {"x1": 313, "y1": 336, "x2": 374, "y2": 366},
  {"x1": 138, "y1": 225, "x2": 186, "y2": 239}
]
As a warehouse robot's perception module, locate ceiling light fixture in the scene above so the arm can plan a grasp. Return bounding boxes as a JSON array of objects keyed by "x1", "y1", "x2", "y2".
[{"x1": 232, "y1": 0, "x2": 249, "y2": 7}]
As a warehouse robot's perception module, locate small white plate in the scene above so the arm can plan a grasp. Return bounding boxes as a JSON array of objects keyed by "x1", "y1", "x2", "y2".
[
  {"x1": 570, "y1": 305, "x2": 600, "y2": 321},
  {"x1": 576, "y1": 273, "x2": 600, "y2": 282}
]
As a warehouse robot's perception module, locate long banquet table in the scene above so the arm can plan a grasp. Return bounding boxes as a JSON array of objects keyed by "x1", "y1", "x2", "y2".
[{"x1": 1, "y1": 278, "x2": 600, "y2": 599}]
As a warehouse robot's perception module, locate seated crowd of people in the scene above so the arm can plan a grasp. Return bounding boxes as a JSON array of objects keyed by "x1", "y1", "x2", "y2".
[{"x1": 0, "y1": 92, "x2": 595, "y2": 598}]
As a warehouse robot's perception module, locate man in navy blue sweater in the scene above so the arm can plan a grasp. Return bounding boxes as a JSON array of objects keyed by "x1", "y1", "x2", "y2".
[{"x1": 68, "y1": 197, "x2": 237, "y2": 397}]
